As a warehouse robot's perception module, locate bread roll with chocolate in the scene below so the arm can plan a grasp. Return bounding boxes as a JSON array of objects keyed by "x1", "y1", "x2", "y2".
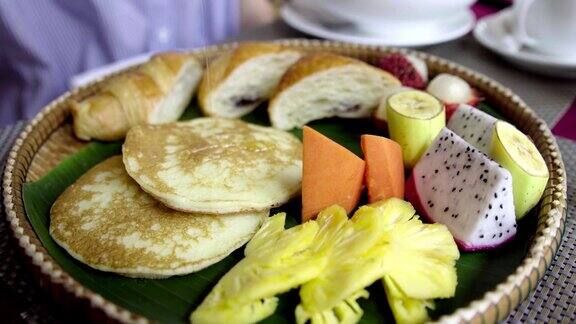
[
  {"x1": 269, "y1": 53, "x2": 401, "y2": 130},
  {"x1": 71, "y1": 52, "x2": 203, "y2": 141},
  {"x1": 199, "y1": 42, "x2": 301, "y2": 118}
]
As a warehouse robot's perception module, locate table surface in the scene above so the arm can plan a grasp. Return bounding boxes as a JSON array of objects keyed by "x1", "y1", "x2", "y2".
[{"x1": 1, "y1": 20, "x2": 575, "y2": 323}]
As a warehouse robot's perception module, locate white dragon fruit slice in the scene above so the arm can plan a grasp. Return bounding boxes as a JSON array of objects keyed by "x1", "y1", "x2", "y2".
[
  {"x1": 447, "y1": 104, "x2": 498, "y2": 154},
  {"x1": 406, "y1": 128, "x2": 517, "y2": 251}
]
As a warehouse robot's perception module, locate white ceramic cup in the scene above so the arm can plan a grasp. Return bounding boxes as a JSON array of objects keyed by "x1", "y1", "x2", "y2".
[
  {"x1": 513, "y1": 0, "x2": 576, "y2": 56},
  {"x1": 304, "y1": 0, "x2": 476, "y2": 36}
]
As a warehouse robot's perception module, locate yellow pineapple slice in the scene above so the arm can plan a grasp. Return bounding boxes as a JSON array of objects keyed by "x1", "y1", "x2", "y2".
[
  {"x1": 296, "y1": 290, "x2": 369, "y2": 324},
  {"x1": 296, "y1": 204, "x2": 396, "y2": 323},
  {"x1": 367, "y1": 197, "x2": 416, "y2": 226},
  {"x1": 383, "y1": 275, "x2": 434, "y2": 324},
  {"x1": 297, "y1": 198, "x2": 459, "y2": 324},
  {"x1": 374, "y1": 202, "x2": 460, "y2": 299},
  {"x1": 191, "y1": 213, "x2": 325, "y2": 324},
  {"x1": 192, "y1": 198, "x2": 459, "y2": 324},
  {"x1": 372, "y1": 199, "x2": 459, "y2": 323}
]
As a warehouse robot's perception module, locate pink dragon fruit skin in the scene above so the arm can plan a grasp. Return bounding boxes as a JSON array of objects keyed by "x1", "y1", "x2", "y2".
[{"x1": 406, "y1": 128, "x2": 517, "y2": 252}]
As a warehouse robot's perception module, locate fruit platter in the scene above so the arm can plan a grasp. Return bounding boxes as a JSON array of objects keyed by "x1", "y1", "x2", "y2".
[{"x1": 2, "y1": 40, "x2": 566, "y2": 323}]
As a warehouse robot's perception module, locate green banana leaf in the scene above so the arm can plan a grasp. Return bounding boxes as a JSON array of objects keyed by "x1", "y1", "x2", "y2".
[{"x1": 23, "y1": 100, "x2": 538, "y2": 323}]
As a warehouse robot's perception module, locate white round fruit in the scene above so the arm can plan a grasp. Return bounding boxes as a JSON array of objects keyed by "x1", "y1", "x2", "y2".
[{"x1": 427, "y1": 73, "x2": 473, "y2": 104}]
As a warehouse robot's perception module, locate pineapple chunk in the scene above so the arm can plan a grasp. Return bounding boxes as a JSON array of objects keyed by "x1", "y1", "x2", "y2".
[
  {"x1": 191, "y1": 198, "x2": 460, "y2": 324},
  {"x1": 367, "y1": 197, "x2": 416, "y2": 226},
  {"x1": 297, "y1": 198, "x2": 459, "y2": 324},
  {"x1": 296, "y1": 204, "x2": 394, "y2": 323},
  {"x1": 377, "y1": 211, "x2": 460, "y2": 299},
  {"x1": 296, "y1": 290, "x2": 369, "y2": 324},
  {"x1": 374, "y1": 198, "x2": 459, "y2": 323},
  {"x1": 383, "y1": 275, "x2": 434, "y2": 324},
  {"x1": 191, "y1": 213, "x2": 325, "y2": 324}
]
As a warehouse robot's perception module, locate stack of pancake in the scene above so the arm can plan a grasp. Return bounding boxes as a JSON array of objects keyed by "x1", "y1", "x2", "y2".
[{"x1": 50, "y1": 118, "x2": 302, "y2": 278}]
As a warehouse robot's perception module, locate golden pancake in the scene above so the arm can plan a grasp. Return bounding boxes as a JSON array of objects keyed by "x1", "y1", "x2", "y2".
[
  {"x1": 123, "y1": 118, "x2": 302, "y2": 213},
  {"x1": 50, "y1": 156, "x2": 267, "y2": 278}
]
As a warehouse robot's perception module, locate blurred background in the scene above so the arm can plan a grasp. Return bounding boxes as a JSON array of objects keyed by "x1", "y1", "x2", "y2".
[{"x1": 0, "y1": 0, "x2": 516, "y2": 127}]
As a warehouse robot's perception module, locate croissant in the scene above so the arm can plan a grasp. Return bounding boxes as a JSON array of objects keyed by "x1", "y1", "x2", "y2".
[{"x1": 71, "y1": 52, "x2": 203, "y2": 141}]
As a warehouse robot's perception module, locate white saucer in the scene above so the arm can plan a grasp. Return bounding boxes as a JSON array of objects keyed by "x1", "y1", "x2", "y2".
[
  {"x1": 474, "y1": 9, "x2": 576, "y2": 78},
  {"x1": 280, "y1": 4, "x2": 476, "y2": 47}
]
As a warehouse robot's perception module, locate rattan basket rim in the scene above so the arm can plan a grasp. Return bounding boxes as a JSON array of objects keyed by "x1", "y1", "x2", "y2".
[{"x1": 2, "y1": 39, "x2": 567, "y2": 324}]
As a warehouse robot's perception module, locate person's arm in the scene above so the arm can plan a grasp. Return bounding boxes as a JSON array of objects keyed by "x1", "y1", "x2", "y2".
[{"x1": 240, "y1": 0, "x2": 277, "y2": 29}]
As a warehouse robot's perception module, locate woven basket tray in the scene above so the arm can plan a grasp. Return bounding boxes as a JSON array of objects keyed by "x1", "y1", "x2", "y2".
[{"x1": 2, "y1": 39, "x2": 567, "y2": 323}]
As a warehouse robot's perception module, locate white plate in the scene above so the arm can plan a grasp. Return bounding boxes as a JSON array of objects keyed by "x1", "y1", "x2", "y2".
[
  {"x1": 280, "y1": 4, "x2": 475, "y2": 47},
  {"x1": 473, "y1": 9, "x2": 576, "y2": 78}
]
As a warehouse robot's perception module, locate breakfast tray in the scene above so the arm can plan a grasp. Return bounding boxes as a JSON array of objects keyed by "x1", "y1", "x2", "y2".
[{"x1": 1, "y1": 40, "x2": 569, "y2": 323}]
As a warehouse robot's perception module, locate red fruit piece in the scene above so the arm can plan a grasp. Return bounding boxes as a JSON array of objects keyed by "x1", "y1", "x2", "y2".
[{"x1": 378, "y1": 54, "x2": 427, "y2": 89}]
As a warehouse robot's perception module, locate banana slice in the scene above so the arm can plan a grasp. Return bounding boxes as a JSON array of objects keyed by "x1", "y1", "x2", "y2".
[
  {"x1": 386, "y1": 90, "x2": 445, "y2": 168},
  {"x1": 491, "y1": 121, "x2": 549, "y2": 219}
]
